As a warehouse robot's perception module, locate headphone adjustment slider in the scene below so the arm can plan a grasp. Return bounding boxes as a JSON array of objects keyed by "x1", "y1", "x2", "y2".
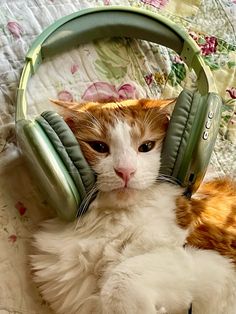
[{"x1": 26, "y1": 45, "x2": 42, "y2": 74}]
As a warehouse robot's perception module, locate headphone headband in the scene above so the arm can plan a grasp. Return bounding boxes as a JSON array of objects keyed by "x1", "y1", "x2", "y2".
[
  {"x1": 16, "y1": 6, "x2": 216, "y2": 121},
  {"x1": 15, "y1": 6, "x2": 222, "y2": 220}
]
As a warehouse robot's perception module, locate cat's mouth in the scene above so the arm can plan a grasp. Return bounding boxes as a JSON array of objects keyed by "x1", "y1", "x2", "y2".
[
  {"x1": 114, "y1": 187, "x2": 134, "y2": 192},
  {"x1": 111, "y1": 181, "x2": 146, "y2": 194},
  {"x1": 112, "y1": 186, "x2": 138, "y2": 199}
]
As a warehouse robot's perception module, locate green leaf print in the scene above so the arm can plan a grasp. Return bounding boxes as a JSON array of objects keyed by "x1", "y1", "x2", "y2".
[
  {"x1": 168, "y1": 63, "x2": 186, "y2": 86},
  {"x1": 227, "y1": 61, "x2": 236, "y2": 69},
  {"x1": 217, "y1": 40, "x2": 236, "y2": 54},
  {"x1": 94, "y1": 38, "x2": 130, "y2": 81},
  {"x1": 203, "y1": 56, "x2": 220, "y2": 70},
  {"x1": 95, "y1": 59, "x2": 127, "y2": 80}
]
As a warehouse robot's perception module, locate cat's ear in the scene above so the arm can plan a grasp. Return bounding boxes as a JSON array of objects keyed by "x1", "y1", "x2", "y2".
[
  {"x1": 147, "y1": 99, "x2": 175, "y2": 118},
  {"x1": 49, "y1": 99, "x2": 83, "y2": 112},
  {"x1": 49, "y1": 99, "x2": 84, "y2": 132},
  {"x1": 140, "y1": 99, "x2": 176, "y2": 136},
  {"x1": 158, "y1": 98, "x2": 176, "y2": 111},
  {"x1": 141, "y1": 98, "x2": 175, "y2": 108},
  {"x1": 141, "y1": 98, "x2": 176, "y2": 120},
  {"x1": 50, "y1": 98, "x2": 98, "y2": 115},
  {"x1": 160, "y1": 99, "x2": 176, "y2": 120}
]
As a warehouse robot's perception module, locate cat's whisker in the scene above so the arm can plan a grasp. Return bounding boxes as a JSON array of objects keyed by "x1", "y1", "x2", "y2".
[
  {"x1": 143, "y1": 110, "x2": 152, "y2": 126},
  {"x1": 83, "y1": 111, "x2": 103, "y2": 130},
  {"x1": 156, "y1": 174, "x2": 181, "y2": 185},
  {"x1": 144, "y1": 111, "x2": 163, "y2": 127},
  {"x1": 75, "y1": 185, "x2": 99, "y2": 230},
  {"x1": 95, "y1": 170, "x2": 114, "y2": 176}
]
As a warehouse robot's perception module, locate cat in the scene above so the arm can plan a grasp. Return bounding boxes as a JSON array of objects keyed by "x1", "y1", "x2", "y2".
[{"x1": 30, "y1": 98, "x2": 236, "y2": 314}]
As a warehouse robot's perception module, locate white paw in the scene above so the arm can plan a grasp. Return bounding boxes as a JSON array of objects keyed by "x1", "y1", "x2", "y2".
[{"x1": 156, "y1": 306, "x2": 168, "y2": 314}]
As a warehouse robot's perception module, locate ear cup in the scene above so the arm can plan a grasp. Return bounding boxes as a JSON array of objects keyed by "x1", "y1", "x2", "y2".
[
  {"x1": 36, "y1": 111, "x2": 96, "y2": 199},
  {"x1": 161, "y1": 90, "x2": 207, "y2": 182},
  {"x1": 17, "y1": 118, "x2": 81, "y2": 220},
  {"x1": 161, "y1": 90, "x2": 222, "y2": 192},
  {"x1": 161, "y1": 90, "x2": 199, "y2": 178}
]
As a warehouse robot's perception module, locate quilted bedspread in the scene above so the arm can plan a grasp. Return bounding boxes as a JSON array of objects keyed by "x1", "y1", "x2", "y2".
[{"x1": 0, "y1": 0, "x2": 236, "y2": 313}]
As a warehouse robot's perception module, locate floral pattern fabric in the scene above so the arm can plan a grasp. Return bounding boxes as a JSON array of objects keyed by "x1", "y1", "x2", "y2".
[{"x1": 0, "y1": 0, "x2": 236, "y2": 313}]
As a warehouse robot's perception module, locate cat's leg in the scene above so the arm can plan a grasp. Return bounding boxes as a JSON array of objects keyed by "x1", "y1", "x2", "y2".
[
  {"x1": 100, "y1": 270, "x2": 158, "y2": 314},
  {"x1": 100, "y1": 247, "x2": 194, "y2": 314},
  {"x1": 31, "y1": 252, "x2": 100, "y2": 314},
  {"x1": 31, "y1": 219, "x2": 102, "y2": 314},
  {"x1": 155, "y1": 306, "x2": 168, "y2": 314},
  {"x1": 188, "y1": 248, "x2": 236, "y2": 314}
]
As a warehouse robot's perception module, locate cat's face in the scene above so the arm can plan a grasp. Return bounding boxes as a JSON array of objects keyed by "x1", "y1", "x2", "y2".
[{"x1": 54, "y1": 99, "x2": 173, "y2": 195}]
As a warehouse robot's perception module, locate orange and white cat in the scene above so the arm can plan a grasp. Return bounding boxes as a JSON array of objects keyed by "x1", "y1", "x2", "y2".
[{"x1": 31, "y1": 99, "x2": 236, "y2": 314}]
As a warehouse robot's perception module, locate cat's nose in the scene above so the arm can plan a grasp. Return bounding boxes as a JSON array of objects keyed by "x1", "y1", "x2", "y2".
[{"x1": 114, "y1": 167, "x2": 136, "y2": 185}]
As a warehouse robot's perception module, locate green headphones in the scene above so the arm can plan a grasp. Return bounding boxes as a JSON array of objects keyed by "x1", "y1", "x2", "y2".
[{"x1": 16, "y1": 6, "x2": 222, "y2": 221}]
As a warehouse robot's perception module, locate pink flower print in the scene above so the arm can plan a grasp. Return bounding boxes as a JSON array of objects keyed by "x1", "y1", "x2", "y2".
[
  {"x1": 190, "y1": 33, "x2": 218, "y2": 56},
  {"x1": 230, "y1": 119, "x2": 235, "y2": 125},
  {"x1": 103, "y1": 0, "x2": 110, "y2": 5},
  {"x1": 58, "y1": 90, "x2": 73, "y2": 102},
  {"x1": 8, "y1": 234, "x2": 17, "y2": 243},
  {"x1": 15, "y1": 201, "x2": 27, "y2": 216},
  {"x1": 226, "y1": 87, "x2": 236, "y2": 99},
  {"x1": 189, "y1": 31, "x2": 198, "y2": 41},
  {"x1": 199, "y1": 36, "x2": 218, "y2": 56},
  {"x1": 145, "y1": 74, "x2": 153, "y2": 86},
  {"x1": 82, "y1": 82, "x2": 119, "y2": 102},
  {"x1": 71, "y1": 64, "x2": 79, "y2": 75},
  {"x1": 82, "y1": 82, "x2": 138, "y2": 102},
  {"x1": 7, "y1": 21, "x2": 23, "y2": 38},
  {"x1": 173, "y1": 55, "x2": 183, "y2": 64},
  {"x1": 141, "y1": 0, "x2": 169, "y2": 9},
  {"x1": 118, "y1": 84, "x2": 137, "y2": 100}
]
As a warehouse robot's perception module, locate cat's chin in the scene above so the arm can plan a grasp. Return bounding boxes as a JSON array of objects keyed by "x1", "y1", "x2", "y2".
[
  {"x1": 111, "y1": 187, "x2": 139, "y2": 202},
  {"x1": 95, "y1": 184, "x2": 154, "y2": 209},
  {"x1": 92, "y1": 187, "x2": 140, "y2": 210},
  {"x1": 113, "y1": 186, "x2": 136, "y2": 194}
]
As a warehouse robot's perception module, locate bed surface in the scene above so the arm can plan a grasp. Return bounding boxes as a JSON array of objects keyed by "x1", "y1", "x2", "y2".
[{"x1": 0, "y1": 0, "x2": 236, "y2": 313}]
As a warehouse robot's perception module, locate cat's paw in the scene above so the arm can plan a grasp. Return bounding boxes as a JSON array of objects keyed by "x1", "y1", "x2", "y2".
[{"x1": 156, "y1": 306, "x2": 168, "y2": 314}]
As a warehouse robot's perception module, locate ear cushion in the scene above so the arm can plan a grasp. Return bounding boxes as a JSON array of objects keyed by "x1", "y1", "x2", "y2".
[
  {"x1": 36, "y1": 111, "x2": 96, "y2": 198},
  {"x1": 160, "y1": 90, "x2": 203, "y2": 181}
]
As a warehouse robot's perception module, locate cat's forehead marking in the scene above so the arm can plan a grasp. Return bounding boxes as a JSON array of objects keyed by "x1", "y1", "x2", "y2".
[
  {"x1": 108, "y1": 119, "x2": 132, "y2": 149},
  {"x1": 73, "y1": 100, "x2": 169, "y2": 144},
  {"x1": 93, "y1": 108, "x2": 156, "y2": 149}
]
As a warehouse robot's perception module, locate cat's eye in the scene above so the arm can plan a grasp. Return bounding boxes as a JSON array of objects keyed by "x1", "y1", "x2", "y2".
[
  {"x1": 138, "y1": 141, "x2": 156, "y2": 153},
  {"x1": 88, "y1": 141, "x2": 109, "y2": 154}
]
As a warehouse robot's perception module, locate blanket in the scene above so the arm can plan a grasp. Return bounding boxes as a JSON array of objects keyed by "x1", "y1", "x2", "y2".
[{"x1": 0, "y1": 0, "x2": 236, "y2": 313}]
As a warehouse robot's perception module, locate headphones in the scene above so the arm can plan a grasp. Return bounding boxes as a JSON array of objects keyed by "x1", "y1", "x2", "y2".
[{"x1": 16, "y1": 6, "x2": 222, "y2": 221}]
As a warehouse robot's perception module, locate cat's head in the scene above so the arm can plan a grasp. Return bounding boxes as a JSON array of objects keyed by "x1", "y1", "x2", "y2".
[{"x1": 52, "y1": 99, "x2": 174, "y2": 197}]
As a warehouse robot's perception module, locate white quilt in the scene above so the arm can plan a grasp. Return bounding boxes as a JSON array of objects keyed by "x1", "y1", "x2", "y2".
[{"x1": 0, "y1": 0, "x2": 236, "y2": 313}]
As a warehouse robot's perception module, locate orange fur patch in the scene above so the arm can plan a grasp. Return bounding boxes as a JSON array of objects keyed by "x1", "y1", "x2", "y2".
[
  {"x1": 176, "y1": 178, "x2": 236, "y2": 265},
  {"x1": 175, "y1": 195, "x2": 193, "y2": 229}
]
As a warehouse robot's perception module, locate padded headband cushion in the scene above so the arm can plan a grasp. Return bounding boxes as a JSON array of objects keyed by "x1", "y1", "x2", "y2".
[
  {"x1": 160, "y1": 90, "x2": 201, "y2": 179},
  {"x1": 36, "y1": 111, "x2": 95, "y2": 196}
]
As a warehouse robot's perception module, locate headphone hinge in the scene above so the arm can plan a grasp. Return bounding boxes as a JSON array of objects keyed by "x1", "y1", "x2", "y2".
[
  {"x1": 26, "y1": 45, "x2": 42, "y2": 74},
  {"x1": 181, "y1": 40, "x2": 200, "y2": 69}
]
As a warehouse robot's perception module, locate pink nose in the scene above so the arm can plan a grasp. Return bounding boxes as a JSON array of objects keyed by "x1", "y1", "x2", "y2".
[{"x1": 114, "y1": 167, "x2": 136, "y2": 185}]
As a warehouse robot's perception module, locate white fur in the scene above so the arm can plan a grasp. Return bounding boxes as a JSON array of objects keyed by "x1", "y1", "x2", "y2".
[
  {"x1": 94, "y1": 120, "x2": 161, "y2": 191},
  {"x1": 31, "y1": 119, "x2": 236, "y2": 314}
]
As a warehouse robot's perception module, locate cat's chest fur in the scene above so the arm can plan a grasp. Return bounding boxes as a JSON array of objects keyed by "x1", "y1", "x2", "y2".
[
  {"x1": 31, "y1": 182, "x2": 189, "y2": 313},
  {"x1": 72, "y1": 183, "x2": 187, "y2": 265}
]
